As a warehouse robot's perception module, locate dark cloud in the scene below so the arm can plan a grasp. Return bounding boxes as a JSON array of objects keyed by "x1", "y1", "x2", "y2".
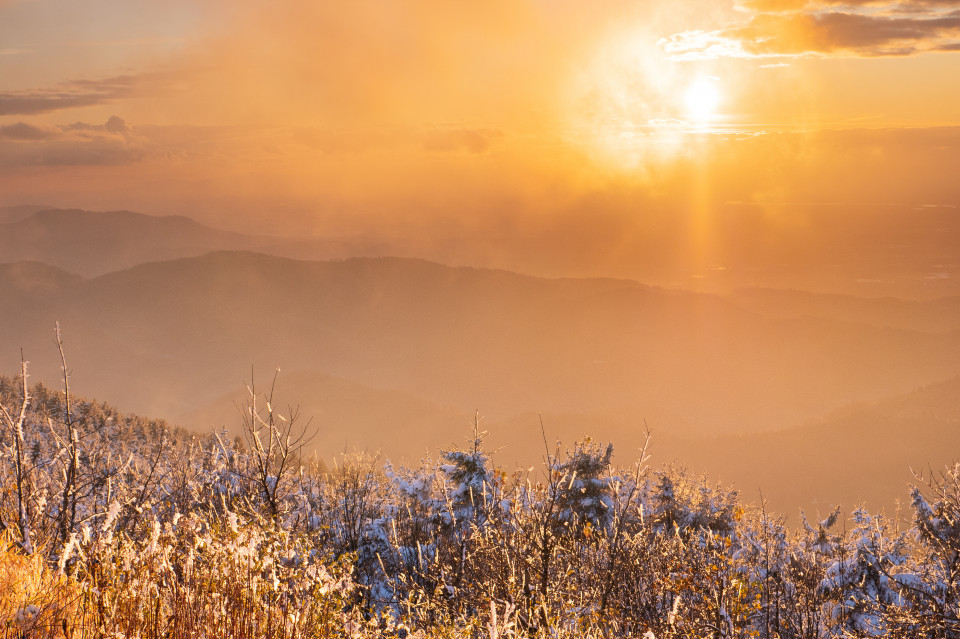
[
  {"x1": 0, "y1": 92, "x2": 106, "y2": 116},
  {"x1": 65, "y1": 115, "x2": 130, "y2": 135},
  {"x1": 104, "y1": 115, "x2": 129, "y2": 134},
  {"x1": 739, "y1": 0, "x2": 960, "y2": 11},
  {"x1": 742, "y1": 10, "x2": 960, "y2": 55},
  {"x1": 0, "y1": 122, "x2": 58, "y2": 140},
  {"x1": 0, "y1": 75, "x2": 135, "y2": 116},
  {"x1": 667, "y1": 2, "x2": 960, "y2": 57},
  {"x1": 0, "y1": 116, "x2": 145, "y2": 166}
]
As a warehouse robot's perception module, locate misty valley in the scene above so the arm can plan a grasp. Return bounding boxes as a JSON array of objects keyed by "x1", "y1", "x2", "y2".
[
  {"x1": 2, "y1": 207, "x2": 960, "y2": 637},
  {"x1": 3, "y1": 207, "x2": 960, "y2": 517}
]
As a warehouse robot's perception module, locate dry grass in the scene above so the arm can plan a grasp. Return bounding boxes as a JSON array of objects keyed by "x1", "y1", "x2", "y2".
[{"x1": 0, "y1": 536, "x2": 80, "y2": 638}]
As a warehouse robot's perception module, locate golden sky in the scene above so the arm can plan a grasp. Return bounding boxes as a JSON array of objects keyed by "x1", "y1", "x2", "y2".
[{"x1": 1, "y1": 0, "x2": 959, "y2": 292}]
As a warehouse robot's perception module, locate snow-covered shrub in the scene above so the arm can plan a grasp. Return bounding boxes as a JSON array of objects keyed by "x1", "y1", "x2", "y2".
[
  {"x1": 8, "y1": 356, "x2": 960, "y2": 639},
  {"x1": 552, "y1": 439, "x2": 615, "y2": 535},
  {"x1": 894, "y1": 467, "x2": 960, "y2": 637},
  {"x1": 820, "y1": 507, "x2": 912, "y2": 637}
]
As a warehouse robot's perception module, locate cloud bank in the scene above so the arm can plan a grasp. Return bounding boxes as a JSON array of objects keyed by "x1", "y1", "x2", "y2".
[
  {"x1": 0, "y1": 116, "x2": 147, "y2": 166},
  {"x1": 664, "y1": 0, "x2": 960, "y2": 58},
  {"x1": 0, "y1": 76, "x2": 140, "y2": 116}
]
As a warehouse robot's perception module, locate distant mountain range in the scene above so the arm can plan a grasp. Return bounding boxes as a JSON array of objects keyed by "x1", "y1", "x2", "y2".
[
  {"x1": 0, "y1": 207, "x2": 394, "y2": 277},
  {"x1": 0, "y1": 204, "x2": 52, "y2": 224},
  {"x1": 1, "y1": 207, "x2": 959, "y2": 517},
  {"x1": 0, "y1": 208, "x2": 273, "y2": 276}
]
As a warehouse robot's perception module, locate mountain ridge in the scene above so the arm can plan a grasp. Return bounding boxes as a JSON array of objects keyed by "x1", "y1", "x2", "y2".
[
  {"x1": 3, "y1": 229, "x2": 960, "y2": 516},
  {"x1": 3, "y1": 249, "x2": 957, "y2": 432},
  {"x1": 0, "y1": 209, "x2": 277, "y2": 277}
]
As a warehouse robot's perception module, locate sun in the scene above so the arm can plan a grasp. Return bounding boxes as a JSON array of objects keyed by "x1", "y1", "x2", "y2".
[{"x1": 684, "y1": 77, "x2": 722, "y2": 123}]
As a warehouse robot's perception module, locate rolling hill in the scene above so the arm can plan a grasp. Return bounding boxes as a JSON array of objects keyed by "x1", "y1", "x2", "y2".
[
  {"x1": 0, "y1": 207, "x2": 422, "y2": 278},
  {"x1": 0, "y1": 208, "x2": 272, "y2": 276},
  {"x1": 679, "y1": 375, "x2": 960, "y2": 517},
  {"x1": 0, "y1": 204, "x2": 51, "y2": 224},
  {"x1": 4, "y1": 210, "x2": 960, "y2": 515},
  {"x1": 0, "y1": 250, "x2": 957, "y2": 491}
]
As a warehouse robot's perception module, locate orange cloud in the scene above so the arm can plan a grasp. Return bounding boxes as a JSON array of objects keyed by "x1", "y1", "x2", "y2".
[
  {"x1": 0, "y1": 116, "x2": 149, "y2": 166},
  {"x1": 0, "y1": 121, "x2": 57, "y2": 140},
  {"x1": 667, "y1": 2, "x2": 960, "y2": 58},
  {"x1": 0, "y1": 75, "x2": 139, "y2": 115},
  {"x1": 739, "y1": 0, "x2": 960, "y2": 10}
]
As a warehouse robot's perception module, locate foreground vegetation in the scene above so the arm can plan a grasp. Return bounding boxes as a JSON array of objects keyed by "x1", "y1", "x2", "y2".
[{"x1": 2, "y1": 353, "x2": 959, "y2": 638}]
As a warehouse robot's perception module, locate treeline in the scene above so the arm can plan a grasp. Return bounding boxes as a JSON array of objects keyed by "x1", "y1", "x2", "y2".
[{"x1": 1, "y1": 362, "x2": 959, "y2": 638}]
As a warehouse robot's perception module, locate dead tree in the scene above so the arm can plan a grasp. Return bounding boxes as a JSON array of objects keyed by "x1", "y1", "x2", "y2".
[
  {"x1": 240, "y1": 368, "x2": 314, "y2": 522},
  {"x1": 0, "y1": 354, "x2": 34, "y2": 554},
  {"x1": 54, "y1": 323, "x2": 81, "y2": 551}
]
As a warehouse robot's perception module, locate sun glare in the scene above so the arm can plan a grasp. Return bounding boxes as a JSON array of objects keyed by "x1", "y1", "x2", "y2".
[{"x1": 684, "y1": 77, "x2": 721, "y2": 123}]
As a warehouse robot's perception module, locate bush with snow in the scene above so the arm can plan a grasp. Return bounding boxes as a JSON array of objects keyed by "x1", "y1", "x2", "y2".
[{"x1": 3, "y1": 365, "x2": 960, "y2": 638}]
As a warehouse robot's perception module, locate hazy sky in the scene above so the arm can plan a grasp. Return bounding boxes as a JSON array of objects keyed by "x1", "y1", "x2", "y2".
[{"x1": 2, "y1": 0, "x2": 959, "y2": 290}]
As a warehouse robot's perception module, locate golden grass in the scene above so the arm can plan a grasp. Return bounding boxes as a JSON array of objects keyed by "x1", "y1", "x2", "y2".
[{"x1": 0, "y1": 536, "x2": 81, "y2": 638}]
